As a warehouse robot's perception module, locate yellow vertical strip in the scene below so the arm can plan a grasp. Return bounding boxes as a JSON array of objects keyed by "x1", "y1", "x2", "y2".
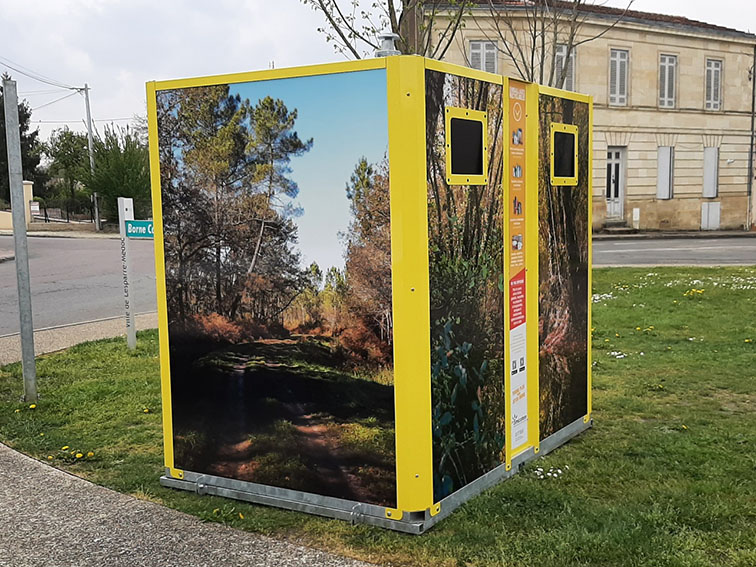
[
  {"x1": 146, "y1": 82, "x2": 183, "y2": 480},
  {"x1": 502, "y1": 77, "x2": 512, "y2": 472},
  {"x1": 386, "y1": 56, "x2": 434, "y2": 516},
  {"x1": 526, "y1": 83, "x2": 541, "y2": 451},
  {"x1": 585, "y1": 97, "x2": 594, "y2": 423}
]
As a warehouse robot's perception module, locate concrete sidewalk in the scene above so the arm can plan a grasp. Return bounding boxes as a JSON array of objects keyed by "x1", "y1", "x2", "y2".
[
  {"x1": 0, "y1": 229, "x2": 120, "y2": 239},
  {"x1": 0, "y1": 443, "x2": 373, "y2": 567},
  {"x1": 0, "y1": 312, "x2": 159, "y2": 365}
]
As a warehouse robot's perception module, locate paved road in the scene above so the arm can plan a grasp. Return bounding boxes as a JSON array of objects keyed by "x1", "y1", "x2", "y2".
[
  {"x1": 1, "y1": 236, "x2": 754, "y2": 336},
  {"x1": 593, "y1": 237, "x2": 756, "y2": 266},
  {"x1": 0, "y1": 236, "x2": 156, "y2": 336}
]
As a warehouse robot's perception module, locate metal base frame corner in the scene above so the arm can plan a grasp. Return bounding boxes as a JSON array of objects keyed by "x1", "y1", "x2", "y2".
[{"x1": 159, "y1": 416, "x2": 591, "y2": 534}]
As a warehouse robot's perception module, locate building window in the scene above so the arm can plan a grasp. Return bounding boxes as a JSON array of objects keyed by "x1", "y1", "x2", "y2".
[
  {"x1": 657, "y1": 146, "x2": 674, "y2": 199},
  {"x1": 609, "y1": 49, "x2": 629, "y2": 106},
  {"x1": 555, "y1": 44, "x2": 576, "y2": 91},
  {"x1": 703, "y1": 147, "x2": 719, "y2": 198},
  {"x1": 659, "y1": 54, "x2": 677, "y2": 108},
  {"x1": 469, "y1": 41, "x2": 497, "y2": 74},
  {"x1": 705, "y1": 59, "x2": 722, "y2": 110}
]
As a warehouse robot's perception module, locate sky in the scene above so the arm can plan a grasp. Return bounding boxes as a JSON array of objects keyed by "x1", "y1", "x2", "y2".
[
  {"x1": 2, "y1": 0, "x2": 753, "y2": 145},
  {"x1": 228, "y1": 69, "x2": 388, "y2": 272}
]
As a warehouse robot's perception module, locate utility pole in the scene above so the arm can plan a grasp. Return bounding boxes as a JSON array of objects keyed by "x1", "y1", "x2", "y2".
[
  {"x1": 82, "y1": 83, "x2": 101, "y2": 231},
  {"x1": 3, "y1": 77, "x2": 37, "y2": 401}
]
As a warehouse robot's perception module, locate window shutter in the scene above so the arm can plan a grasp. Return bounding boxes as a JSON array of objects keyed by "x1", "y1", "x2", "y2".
[
  {"x1": 470, "y1": 42, "x2": 482, "y2": 70},
  {"x1": 667, "y1": 58, "x2": 675, "y2": 103},
  {"x1": 618, "y1": 55, "x2": 627, "y2": 104},
  {"x1": 555, "y1": 46, "x2": 565, "y2": 86},
  {"x1": 659, "y1": 60, "x2": 667, "y2": 106},
  {"x1": 565, "y1": 50, "x2": 575, "y2": 91},
  {"x1": 657, "y1": 146, "x2": 674, "y2": 199},
  {"x1": 484, "y1": 42, "x2": 497, "y2": 73},
  {"x1": 713, "y1": 63, "x2": 721, "y2": 109},
  {"x1": 703, "y1": 147, "x2": 719, "y2": 198},
  {"x1": 610, "y1": 56, "x2": 618, "y2": 103},
  {"x1": 705, "y1": 65, "x2": 713, "y2": 109}
]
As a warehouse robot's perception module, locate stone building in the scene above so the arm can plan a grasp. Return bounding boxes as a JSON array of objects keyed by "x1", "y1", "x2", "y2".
[{"x1": 433, "y1": 2, "x2": 756, "y2": 231}]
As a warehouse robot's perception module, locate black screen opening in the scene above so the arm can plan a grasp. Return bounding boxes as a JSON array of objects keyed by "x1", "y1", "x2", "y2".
[
  {"x1": 553, "y1": 131, "x2": 576, "y2": 178},
  {"x1": 450, "y1": 118, "x2": 484, "y2": 176}
]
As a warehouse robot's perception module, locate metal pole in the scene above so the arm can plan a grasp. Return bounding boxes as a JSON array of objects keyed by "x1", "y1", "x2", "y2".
[
  {"x1": 3, "y1": 78, "x2": 37, "y2": 401},
  {"x1": 83, "y1": 84, "x2": 100, "y2": 231},
  {"x1": 118, "y1": 197, "x2": 137, "y2": 350}
]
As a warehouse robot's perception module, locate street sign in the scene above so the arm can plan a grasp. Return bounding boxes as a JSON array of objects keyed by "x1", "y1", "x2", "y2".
[{"x1": 125, "y1": 219, "x2": 154, "y2": 239}]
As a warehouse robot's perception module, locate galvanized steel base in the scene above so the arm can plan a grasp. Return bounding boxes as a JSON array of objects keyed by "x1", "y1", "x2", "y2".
[{"x1": 160, "y1": 416, "x2": 592, "y2": 534}]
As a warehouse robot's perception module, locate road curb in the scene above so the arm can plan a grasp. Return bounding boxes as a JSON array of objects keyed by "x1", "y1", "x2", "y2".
[
  {"x1": 593, "y1": 230, "x2": 756, "y2": 241},
  {"x1": 0, "y1": 230, "x2": 120, "y2": 240}
]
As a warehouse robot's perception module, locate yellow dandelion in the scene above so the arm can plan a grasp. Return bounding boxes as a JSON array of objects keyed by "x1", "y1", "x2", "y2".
[
  {"x1": 213, "y1": 508, "x2": 220, "y2": 515},
  {"x1": 47, "y1": 455, "x2": 53, "y2": 461},
  {"x1": 636, "y1": 327, "x2": 641, "y2": 331},
  {"x1": 238, "y1": 512, "x2": 244, "y2": 520},
  {"x1": 604, "y1": 338, "x2": 610, "y2": 343},
  {"x1": 681, "y1": 425, "x2": 688, "y2": 430},
  {"x1": 29, "y1": 404, "x2": 36, "y2": 409},
  {"x1": 14, "y1": 409, "x2": 21, "y2": 413},
  {"x1": 87, "y1": 451, "x2": 94, "y2": 458},
  {"x1": 746, "y1": 339, "x2": 753, "y2": 343},
  {"x1": 649, "y1": 326, "x2": 655, "y2": 330},
  {"x1": 61, "y1": 446, "x2": 69, "y2": 451},
  {"x1": 143, "y1": 408, "x2": 150, "y2": 413},
  {"x1": 75, "y1": 453, "x2": 83, "y2": 459},
  {"x1": 39, "y1": 433, "x2": 44, "y2": 437},
  {"x1": 615, "y1": 333, "x2": 620, "y2": 338}
]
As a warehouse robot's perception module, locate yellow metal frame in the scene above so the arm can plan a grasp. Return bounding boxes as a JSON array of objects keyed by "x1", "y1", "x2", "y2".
[
  {"x1": 503, "y1": 79, "x2": 541, "y2": 472},
  {"x1": 146, "y1": 55, "x2": 593, "y2": 524},
  {"x1": 146, "y1": 57, "x2": 393, "y2": 488},
  {"x1": 550, "y1": 122, "x2": 579, "y2": 186},
  {"x1": 444, "y1": 106, "x2": 488, "y2": 186},
  {"x1": 146, "y1": 82, "x2": 183, "y2": 481},
  {"x1": 538, "y1": 86, "x2": 593, "y2": 424},
  {"x1": 386, "y1": 56, "x2": 435, "y2": 519},
  {"x1": 587, "y1": 99, "x2": 594, "y2": 423},
  {"x1": 525, "y1": 82, "x2": 542, "y2": 453}
]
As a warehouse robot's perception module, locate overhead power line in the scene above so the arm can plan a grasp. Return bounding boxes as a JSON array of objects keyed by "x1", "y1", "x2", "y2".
[
  {"x1": 32, "y1": 90, "x2": 80, "y2": 111},
  {"x1": 0, "y1": 55, "x2": 77, "y2": 90},
  {"x1": 31, "y1": 117, "x2": 132, "y2": 124}
]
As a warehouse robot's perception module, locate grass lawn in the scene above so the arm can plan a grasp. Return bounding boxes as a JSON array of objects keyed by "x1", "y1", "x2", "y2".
[{"x1": 1, "y1": 266, "x2": 755, "y2": 567}]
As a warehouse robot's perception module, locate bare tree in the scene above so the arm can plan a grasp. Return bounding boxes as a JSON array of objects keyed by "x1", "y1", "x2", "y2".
[
  {"x1": 302, "y1": 0, "x2": 472, "y2": 59},
  {"x1": 464, "y1": 0, "x2": 634, "y2": 88}
]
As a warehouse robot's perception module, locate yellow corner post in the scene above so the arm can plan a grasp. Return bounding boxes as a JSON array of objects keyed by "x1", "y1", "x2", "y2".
[
  {"x1": 146, "y1": 81, "x2": 183, "y2": 480},
  {"x1": 386, "y1": 55, "x2": 434, "y2": 519},
  {"x1": 525, "y1": 82, "x2": 541, "y2": 451},
  {"x1": 586, "y1": 97, "x2": 594, "y2": 423}
]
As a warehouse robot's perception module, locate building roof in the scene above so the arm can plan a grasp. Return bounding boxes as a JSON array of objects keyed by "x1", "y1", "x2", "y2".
[{"x1": 467, "y1": 1, "x2": 756, "y2": 41}]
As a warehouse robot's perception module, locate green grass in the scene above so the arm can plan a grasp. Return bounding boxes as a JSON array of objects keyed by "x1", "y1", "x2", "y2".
[{"x1": 1, "y1": 266, "x2": 755, "y2": 567}]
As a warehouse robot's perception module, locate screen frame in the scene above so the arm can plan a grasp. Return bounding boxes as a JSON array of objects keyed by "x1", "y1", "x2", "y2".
[
  {"x1": 444, "y1": 106, "x2": 488, "y2": 186},
  {"x1": 550, "y1": 122, "x2": 579, "y2": 186}
]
